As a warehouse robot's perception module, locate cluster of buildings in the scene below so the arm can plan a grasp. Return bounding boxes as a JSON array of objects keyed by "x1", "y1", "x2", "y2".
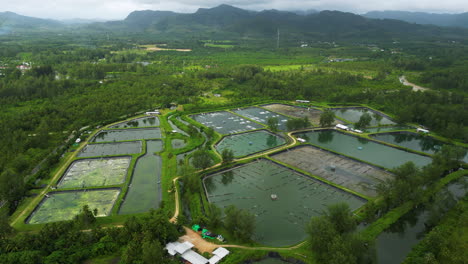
[{"x1": 165, "y1": 241, "x2": 229, "y2": 264}]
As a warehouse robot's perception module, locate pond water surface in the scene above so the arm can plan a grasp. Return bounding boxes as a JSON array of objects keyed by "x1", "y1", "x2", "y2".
[
  {"x1": 295, "y1": 130, "x2": 432, "y2": 169},
  {"x1": 119, "y1": 140, "x2": 163, "y2": 214}
]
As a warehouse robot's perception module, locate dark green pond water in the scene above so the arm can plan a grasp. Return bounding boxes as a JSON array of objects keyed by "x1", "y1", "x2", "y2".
[
  {"x1": 109, "y1": 117, "x2": 159, "y2": 128},
  {"x1": 204, "y1": 159, "x2": 366, "y2": 246},
  {"x1": 376, "y1": 177, "x2": 467, "y2": 264},
  {"x1": 78, "y1": 141, "x2": 142, "y2": 157},
  {"x1": 332, "y1": 108, "x2": 395, "y2": 126},
  {"x1": 295, "y1": 130, "x2": 432, "y2": 169},
  {"x1": 233, "y1": 107, "x2": 293, "y2": 131},
  {"x1": 215, "y1": 130, "x2": 286, "y2": 157},
  {"x1": 119, "y1": 140, "x2": 163, "y2": 214},
  {"x1": 93, "y1": 128, "x2": 162, "y2": 142},
  {"x1": 371, "y1": 132, "x2": 468, "y2": 163}
]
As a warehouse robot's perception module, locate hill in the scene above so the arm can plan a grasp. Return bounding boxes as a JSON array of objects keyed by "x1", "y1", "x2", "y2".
[
  {"x1": 0, "y1": 11, "x2": 63, "y2": 32},
  {"x1": 364, "y1": 11, "x2": 468, "y2": 28}
]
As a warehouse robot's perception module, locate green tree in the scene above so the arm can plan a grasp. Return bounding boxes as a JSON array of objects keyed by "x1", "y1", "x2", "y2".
[
  {"x1": 267, "y1": 117, "x2": 279, "y2": 132},
  {"x1": 320, "y1": 110, "x2": 335, "y2": 127},
  {"x1": 206, "y1": 203, "x2": 223, "y2": 228},
  {"x1": 191, "y1": 149, "x2": 213, "y2": 170},
  {"x1": 355, "y1": 112, "x2": 372, "y2": 129},
  {"x1": 73, "y1": 205, "x2": 96, "y2": 228},
  {"x1": 224, "y1": 205, "x2": 255, "y2": 242},
  {"x1": 221, "y1": 148, "x2": 234, "y2": 164},
  {"x1": 324, "y1": 203, "x2": 357, "y2": 234},
  {"x1": 0, "y1": 210, "x2": 13, "y2": 239},
  {"x1": 0, "y1": 169, "x2": 25, "y2": 211}
]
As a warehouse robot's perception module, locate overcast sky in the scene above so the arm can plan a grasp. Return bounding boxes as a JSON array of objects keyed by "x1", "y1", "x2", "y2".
[{"x1": 1, "y1": 0, "x2": 467, "y2": 20}]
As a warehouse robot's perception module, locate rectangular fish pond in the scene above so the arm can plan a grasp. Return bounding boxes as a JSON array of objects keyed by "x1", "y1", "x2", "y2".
[
  {"x1": 261, "y1": 103, "x2": 324, "y2": 126},
  {"x1": 371, "y1": 132, "x2": 468, "y2": 163},
  {"x1": 271, "y1": 145, "x2": 393, "y2": 197},
  {"x1": 190, "y1": 111, "x2": 263, "y2": 135},
  {"x1": 203, "y1": 159, "x2": 366, "y2": 247},
  {"x1": 78, "y1": 141, "x2": 142, "y2": 157},
  {"x1": 119, "y1": 140, "x2": 163, "y2": 215},
  {"x1": 295, "y1": 130, "x2": 432, "y2": 169},
  {"x1": 57, "y1": 157, "x2": 131, "y2": 189},
  {"x1": 92, "y1": 128, "x2": 162, "y2": 143},
  {"x1": 215, "y1": 130, "x2": 286, "y2": 158},
  {"x1": 27, "y1": 189, "x2": 120, "y2": 224},
  {"x1": 233, "y1": 107, "x2": 294, "y2": 131},
  {"x1": 332, "y1": 107, "x2": 395, "y2": 126},
  {"x1": 109, "y1": 116, "x2": 160, "y2": 128}
]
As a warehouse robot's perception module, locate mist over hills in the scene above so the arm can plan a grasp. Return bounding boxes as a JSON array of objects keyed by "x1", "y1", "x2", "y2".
[
  {"x1": 1, "y1": 5, "x2": 468, "y2": 41},
  {"x1": 364, "y1": 11, "x2": 468, "y2": 28}
]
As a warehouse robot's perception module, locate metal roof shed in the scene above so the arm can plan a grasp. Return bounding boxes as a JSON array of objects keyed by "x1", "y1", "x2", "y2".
[{"x1": 181, "y1": 250, "x2": 209, "y2": 264}]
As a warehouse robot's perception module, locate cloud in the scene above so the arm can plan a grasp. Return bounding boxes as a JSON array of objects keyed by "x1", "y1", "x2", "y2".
[{"x1": 1, "y1": 0, "x2": 467, "y2": 20}]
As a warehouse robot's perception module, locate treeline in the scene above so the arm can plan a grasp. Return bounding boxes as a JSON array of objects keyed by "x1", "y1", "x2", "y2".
[{"x1": 0, "y1": 207, "x2": 181, "y2": 264}]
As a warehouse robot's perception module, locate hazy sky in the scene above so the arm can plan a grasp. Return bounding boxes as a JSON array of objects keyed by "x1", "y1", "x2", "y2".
[{"x1": 1, "y1": 0, "x2": 467, "y2": 20}]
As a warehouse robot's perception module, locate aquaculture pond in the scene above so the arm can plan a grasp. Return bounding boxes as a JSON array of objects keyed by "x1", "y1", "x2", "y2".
[
  {"x1": 204, "y1": 159, "x2": 366, "y2": 246},
  {"x1": 92, "y1": 128, "x2": 162, "y2": 143},
  {"x1": 57, "y1": 157, "x2": 130, "y2": 189},
  {"x1": 119, "y1": 140, "x2": 163, "y2": 215},
  {"x1": 191, "y1": 111, "x2": 263, "y2": 134},
  {"x1": 262, "y1": 103, "x2": 323, "y2": 126},
  {"x1": 371, "y1": 132, "x2": 468, "y2": 163},
  {"x1": 215, "y1": 130, "x2": 286, "y2": 157},
  {"x1": 168, "y1": 119, "x2": 188, "y2": 136},
  {"x1": 332, "y1": 107, "x2": 395, "y2": 126},
  {"x1": 78, "y1": 141, "x2": 142, "y2": 157},
  {"x1": 376, "y1": 177, "x2": 467, "y2": 264},
  {"x1": 27, "y1": 189, "x2": 120, "y2": 224},
  {"x1": 233, "y1": 107, "x2": 293, "y2": 131},
  {"x1": 364, "y1": 126, "x2": 413, "y2": 133},
  {"x1": 109, "y1": 116, "x2": 159, "y2": 128},
  {"x1": 171, "y1": 139, "x2": 187, "y2": 149},
  {"x1": 295, "y1": 130, "x2": 432, "y2": 169},
  {"x1": 271, "y1": 146, "x2": 393, "y2": 197}
]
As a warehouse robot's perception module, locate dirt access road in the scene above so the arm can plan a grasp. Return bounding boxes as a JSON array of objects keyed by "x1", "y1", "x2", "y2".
[{"x1": 399, "y1": 76, "x2": 430, "y2": 92}]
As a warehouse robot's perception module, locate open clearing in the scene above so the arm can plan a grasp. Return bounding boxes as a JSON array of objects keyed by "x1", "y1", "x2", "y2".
[{"x1": 271, "y1": 145, "x2": 393, "y2": 197}]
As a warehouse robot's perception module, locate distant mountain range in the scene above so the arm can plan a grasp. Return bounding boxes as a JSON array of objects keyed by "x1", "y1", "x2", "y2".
[
  {"x1": 1, "y1": 6, "x2": 468, "y2": 41},
  {"x1": 364, "y1": 11, "x2": 468, "y2": 28}
]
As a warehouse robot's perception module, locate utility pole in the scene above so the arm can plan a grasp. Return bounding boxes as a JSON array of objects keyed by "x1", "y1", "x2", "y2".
[{"x1": 277, "y1": 28, "x2": 280, "y2": 49}]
